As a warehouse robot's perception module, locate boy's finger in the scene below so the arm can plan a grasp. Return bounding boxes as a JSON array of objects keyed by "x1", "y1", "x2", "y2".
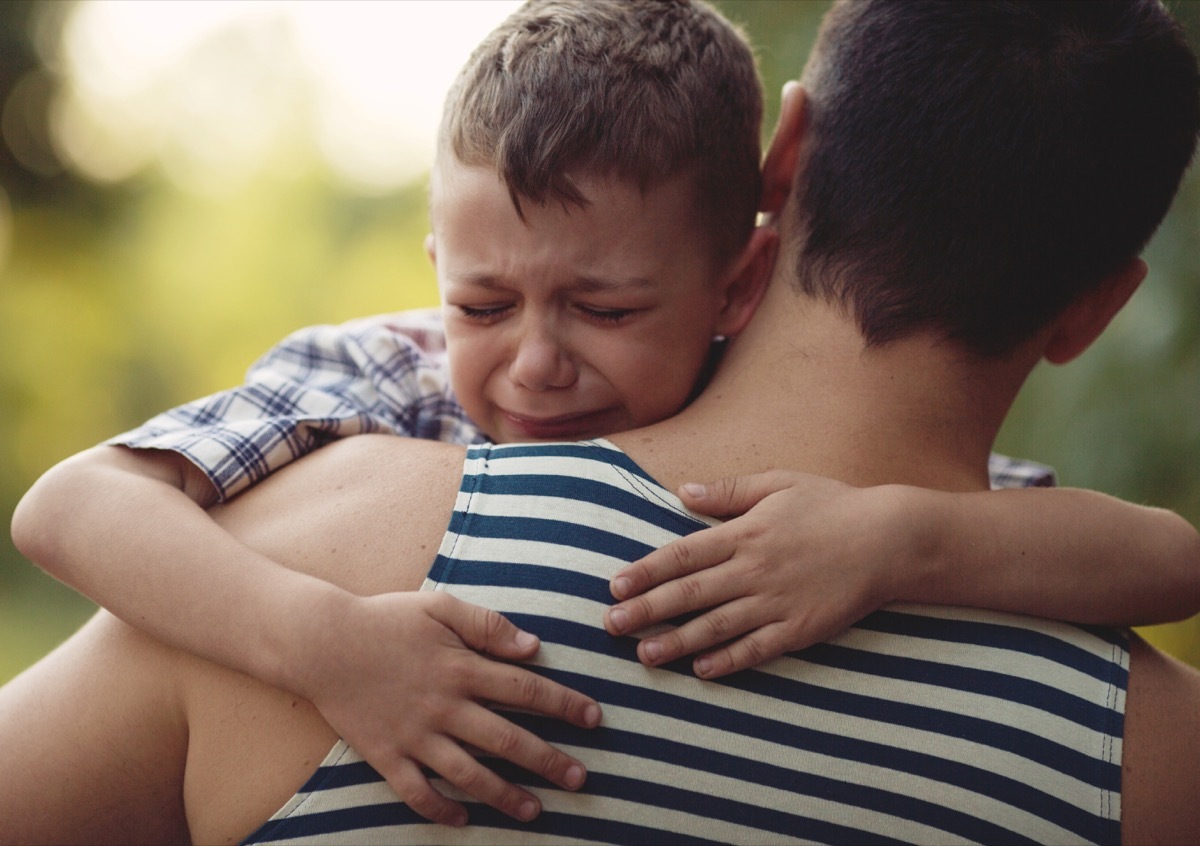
[
  {"x1": 422, "y1": 733, "x2": 546, "y2": 823},
  {"x1": 677, "y1": 470, "x2": 796, "y2": 517},
  {"x1": 607, "y1": 565, "x2": 742, "y2": 636},
  {"x1": 454, "y1": 706, "x2": 589, "y2": 795},
  {"x1": 383, "y1": 755, "x2": 468, "y2": 827},
  {"x1": 629, "y1": 597, "x2": 757, "y2": 666},
  {"x1": 432, "y1": 595, "x2": 540, "y2": 659},
  {"x1": 479, "y1": 662, "x2": 602, "y2": 732},
  {"x1": 610, "y1": 528, "x2": 737, "y2": 601},
  {"x1": 694, "y1": 624, "x2": 792, "y2": 679}
]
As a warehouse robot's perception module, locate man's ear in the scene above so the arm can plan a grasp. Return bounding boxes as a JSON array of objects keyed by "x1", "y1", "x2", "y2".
[
  {"x1": 424, "y1": 233, "x2": 436, "y2": 268},
  {"x1": 760, "y1": 82, "x2": 808, "y2": 219},
  {"x1": 715, "y1": 225, "x2": 779, "y2": 338},
  {"x1": 1043, "y1": 258, "x2": 1147, "y2": 364}
]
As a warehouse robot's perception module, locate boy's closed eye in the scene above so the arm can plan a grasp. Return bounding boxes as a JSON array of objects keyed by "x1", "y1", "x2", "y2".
[
  {"x1": 572, "y1": 304, "x2": 642, "y2": 324},
  {"x1": 452, "y1": 301, "x2": 646, "y2": 325},
  {"x1": 454, "y1": 303, "x2": 515, "y2": 322}
]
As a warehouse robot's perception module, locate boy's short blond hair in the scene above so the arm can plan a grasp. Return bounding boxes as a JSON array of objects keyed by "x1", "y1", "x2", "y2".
[{"x1": 440, "y1": 0, "x2": 762, "y2": 266}]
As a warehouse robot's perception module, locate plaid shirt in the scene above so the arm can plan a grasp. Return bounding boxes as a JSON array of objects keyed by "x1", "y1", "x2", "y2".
[
  {"x1": 111, "y1": 309, "x2": 483, "y2": 501},
  {"x1": 111, "y1": 308, "x2": 1056, "y2": 501},
  {"x1": 988, "y1": 451, "x2": 1057, "y2": 490}
]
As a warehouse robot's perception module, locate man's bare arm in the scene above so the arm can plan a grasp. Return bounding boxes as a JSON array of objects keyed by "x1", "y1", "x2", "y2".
[
  {"x1": 1121, "y1": 633, "x2": 1200, "y2": 843},
  {"x1": 0, "y1": 610, "x2": 191, "y2": 845}
]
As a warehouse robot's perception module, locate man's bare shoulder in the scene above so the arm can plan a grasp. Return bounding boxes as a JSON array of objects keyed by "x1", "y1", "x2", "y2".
[
  {"x1": 210, "y1": 434, "x2": 466, "y2": 594},
  {"x1": 1121, "y1": 633, "x2": 1200, "y2": 843}
]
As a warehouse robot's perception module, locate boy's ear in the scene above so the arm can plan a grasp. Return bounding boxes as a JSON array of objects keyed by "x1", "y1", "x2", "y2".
[
  {"x1": 760, "y1": 82, "x2": 808, "y2": 218},
  {"x1": 1043, "y1": 258, "x2": 1147, "y2": 364},
  {"x1": 424, "y1": 233, "x2": 436, "y2": 267},
  {"x1": 715, "y1": 225, "x2": 779, "y2": 338}
]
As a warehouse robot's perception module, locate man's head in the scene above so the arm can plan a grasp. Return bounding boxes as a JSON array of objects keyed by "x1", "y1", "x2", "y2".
[
  {"x1": 779, "y1": 0, "x2": 1200, "y2": 357},
  {"x1": 426, "y1": 0, "x2": 772, "y2": 442}
]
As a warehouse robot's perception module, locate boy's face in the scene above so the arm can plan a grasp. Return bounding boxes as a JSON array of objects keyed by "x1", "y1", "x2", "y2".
[{"x1": 428, "y1": 158, "x2": 743, "y2": 443}]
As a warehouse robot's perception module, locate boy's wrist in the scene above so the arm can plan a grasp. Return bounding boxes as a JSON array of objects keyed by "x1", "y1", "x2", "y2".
[
  {"x1": 255, "y1": 574, "x2": 358, "y2": 698},
  {"x1": 881, "y1": 484, "x2": 946, "y2": 606}
]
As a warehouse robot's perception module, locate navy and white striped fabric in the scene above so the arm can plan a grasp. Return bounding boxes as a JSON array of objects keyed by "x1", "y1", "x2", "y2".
[{"x1": 246, "y1": 440, "x2": 1126, "y2": 845}]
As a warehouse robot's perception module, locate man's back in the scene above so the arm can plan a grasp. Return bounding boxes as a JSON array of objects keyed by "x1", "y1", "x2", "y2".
[{"x1": 207, "y1": 438, "x2": 1130, "y2": 843}]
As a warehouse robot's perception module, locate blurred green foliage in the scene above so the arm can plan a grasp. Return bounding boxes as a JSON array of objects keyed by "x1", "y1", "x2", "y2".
[{"x1": 1, "y1": 0, "x2": 1199, "y2": 684}]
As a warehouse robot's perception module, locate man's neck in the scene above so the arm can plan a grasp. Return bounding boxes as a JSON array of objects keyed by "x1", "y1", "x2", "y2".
[{"x1": 614, "y1": 277, "x2": 1038, "y2": 494}]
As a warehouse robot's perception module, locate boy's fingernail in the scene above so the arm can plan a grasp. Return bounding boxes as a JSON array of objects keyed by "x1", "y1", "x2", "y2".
[
  {"x1": 681, "y1": 482, "x2": 708, "y2": 499},
  {"x1": 608, "y1": 607, "x2": 629, "y2": 633},
  {"x1": 564, "y1": 764, "x2": 586, "y2": 789},
  {"x1": 518, "y1": 800, "x2": 538, "y2": 821},
  {"x1": 612, "y1": 576, "x2": 631, "y2": 599},
  {"x1": 696, "y1": 656, "x2": 713, "y2": 677},
  {"x1": 583, "y1": 704, "x2": 602, "y2": 728},
  {"x1": 643, "y1": 640, "x2": 663, "y2": 662},
  {"x1": 514, "y1": 631, "x2": 538, "y2": 649}
]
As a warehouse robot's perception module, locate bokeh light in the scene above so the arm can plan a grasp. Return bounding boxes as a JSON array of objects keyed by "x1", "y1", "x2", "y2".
[{"x1": 47, "y1": 0, "x2": 521, "y2": 194}]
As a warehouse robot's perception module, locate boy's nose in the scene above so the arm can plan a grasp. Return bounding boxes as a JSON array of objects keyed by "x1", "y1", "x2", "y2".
[{"x1": 508, "y1": 323, "x2": 577, "y2": 391}]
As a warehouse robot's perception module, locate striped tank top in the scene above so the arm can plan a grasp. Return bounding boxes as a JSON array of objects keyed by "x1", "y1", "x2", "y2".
[{"x1": 246, "y1": 439, "x2": 1127, "y2": 845}]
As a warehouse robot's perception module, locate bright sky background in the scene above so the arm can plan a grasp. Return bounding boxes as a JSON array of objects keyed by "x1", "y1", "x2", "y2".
[{"x1": 50, "y1": 0, "x2": 523, "y2": 194}]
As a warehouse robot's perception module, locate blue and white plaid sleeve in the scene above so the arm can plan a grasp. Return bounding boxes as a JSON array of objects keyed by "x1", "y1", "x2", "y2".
[
  {"x1": 988, "y1": 452, "x2": 1057, "y2": 489},
  {"x1": 109, "y1": 309, "x2": 483, "y2": 502}
]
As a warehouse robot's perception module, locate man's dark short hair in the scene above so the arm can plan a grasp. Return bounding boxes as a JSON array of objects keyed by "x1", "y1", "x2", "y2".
[{"x1": 791, "y1": 0, "x2": 1200, "y2": 355}]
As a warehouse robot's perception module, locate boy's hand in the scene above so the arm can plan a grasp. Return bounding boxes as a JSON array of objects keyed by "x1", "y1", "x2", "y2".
[
  {"x1": 297, "y1": 591, "x2": 601, "y2": 827},
  {"x1": 604, "y1": 470, "x2": 913, "y2": 678}
]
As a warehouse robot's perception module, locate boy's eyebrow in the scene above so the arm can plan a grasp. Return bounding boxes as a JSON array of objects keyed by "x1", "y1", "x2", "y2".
[
  {"x1": 571, "y1": 275, "x2": 655, "y2": 293},
  {"x1": 453, "y1": 273, "x2": 656, "y2": 292}
]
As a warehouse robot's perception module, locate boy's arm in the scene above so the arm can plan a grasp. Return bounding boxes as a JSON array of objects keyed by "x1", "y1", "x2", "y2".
[
  {"x1": 9, "y1": 313, "x2": 597, "y2": 825},
  {"x1": 603, "y1": 469, "x2": 1200, "y2": 677},
  {"x1": 11, "y1": 443, "x2": 597, "y2": 825}
]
